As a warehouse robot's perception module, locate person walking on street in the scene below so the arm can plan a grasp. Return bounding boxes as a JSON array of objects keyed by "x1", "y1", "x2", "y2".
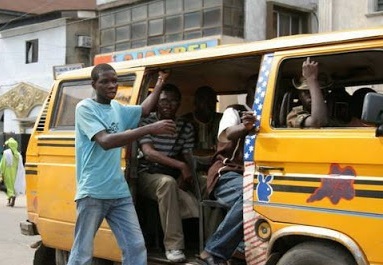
[
  {"x1": 0, "y1": 137, "x2": 25, "y2": 207},
  {"x1": 67, "y1": 64, "x2": 175, "y2": 265}
]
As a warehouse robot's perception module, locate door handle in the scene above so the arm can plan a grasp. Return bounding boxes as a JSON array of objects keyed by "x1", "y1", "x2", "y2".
[{"x1": 257, "y1": 166, "x2": 284, "y2": 172}]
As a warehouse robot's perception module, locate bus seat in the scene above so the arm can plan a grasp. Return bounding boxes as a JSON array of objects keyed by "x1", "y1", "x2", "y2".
[
  {"x1": 325, "y1": 87, "x2": 352, "y2": 125},
  {"x1": 279, "y1": 89, "x2": 300, "y2": 127}
]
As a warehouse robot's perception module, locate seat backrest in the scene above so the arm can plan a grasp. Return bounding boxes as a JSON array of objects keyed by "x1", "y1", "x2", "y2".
[
  {"x1": 279, "y1": 89, "x2": 300, "y2": 127},
  {"x1": 325, "y1": 87, "x2": 352, "y2": 124}
]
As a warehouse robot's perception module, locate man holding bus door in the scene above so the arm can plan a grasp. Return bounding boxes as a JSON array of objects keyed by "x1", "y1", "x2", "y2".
[
  {"x1": 67, "y1": 64, "x2": 174, "y2": 265},
  {"x1": 197, "y1": 76, "x2": 257, "y2": 265}
]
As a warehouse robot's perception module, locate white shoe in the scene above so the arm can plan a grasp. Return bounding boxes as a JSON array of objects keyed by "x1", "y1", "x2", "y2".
[{"x1": 165, "y1": 249, "x2": 186, "y2": 262}]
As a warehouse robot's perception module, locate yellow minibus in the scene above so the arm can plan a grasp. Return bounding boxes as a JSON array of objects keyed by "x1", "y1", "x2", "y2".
[{"x1": 22, "y1": 27, "x2": 383, "y2": 265}]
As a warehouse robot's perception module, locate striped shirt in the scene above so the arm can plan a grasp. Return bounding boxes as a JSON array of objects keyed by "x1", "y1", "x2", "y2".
[{"x1": 138, "y1": 112, "x2": 194, "y2": 170}]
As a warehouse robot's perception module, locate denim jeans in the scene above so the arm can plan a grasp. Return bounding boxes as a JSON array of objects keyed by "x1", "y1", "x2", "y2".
[
  {"x1": 67, "y1": 196, "x2": 147, "y2": 265},
  {"x1": 205, "y1": 171, "x2": 243, "y2": 261}
]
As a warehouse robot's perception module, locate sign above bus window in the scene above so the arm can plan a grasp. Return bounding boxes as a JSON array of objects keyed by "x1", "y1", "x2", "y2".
[
  {"x1": 53, "y1": 63, "x2": 84, "y2": 79},
  {"x1": 94, "y1": 38, "x2": 219, "y2": 65}
]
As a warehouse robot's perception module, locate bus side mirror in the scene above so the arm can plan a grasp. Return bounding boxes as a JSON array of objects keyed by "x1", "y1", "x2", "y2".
[{"x1": 361, "y1": 93, "x2": 383, "y2": 136}]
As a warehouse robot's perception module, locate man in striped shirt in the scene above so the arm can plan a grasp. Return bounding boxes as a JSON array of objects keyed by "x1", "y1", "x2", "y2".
[{"x1": 137, "y1": 83, "x2": 198, "y2": 263}]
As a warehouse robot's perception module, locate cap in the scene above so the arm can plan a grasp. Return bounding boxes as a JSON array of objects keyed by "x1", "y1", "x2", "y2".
[{"x1": 292, "y1": 73, "x2": 333, "y2": 90}]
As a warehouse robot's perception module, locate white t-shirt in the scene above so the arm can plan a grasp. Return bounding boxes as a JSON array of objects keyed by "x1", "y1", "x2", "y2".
[{"x1": 217, "y1": 107, "x2": 241, "y2": 143}]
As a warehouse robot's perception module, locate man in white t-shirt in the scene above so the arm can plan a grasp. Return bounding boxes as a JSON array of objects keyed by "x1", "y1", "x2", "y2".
[{"x1": 198, "y1": 76, "x2": 257, "y2": 265}]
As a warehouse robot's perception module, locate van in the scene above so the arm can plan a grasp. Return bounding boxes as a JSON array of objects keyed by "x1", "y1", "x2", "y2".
[{"x1": 21, "y1": 27, "x2": 383, "y2": 265}]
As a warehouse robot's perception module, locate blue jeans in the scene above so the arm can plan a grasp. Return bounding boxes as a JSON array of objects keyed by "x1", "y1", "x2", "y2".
[
  {"x1": 67, "y1": 196, "x2": 147, "y2": 265},
  {"x1": 205, "y1": 171, "x2": 243, "y2": 261}
]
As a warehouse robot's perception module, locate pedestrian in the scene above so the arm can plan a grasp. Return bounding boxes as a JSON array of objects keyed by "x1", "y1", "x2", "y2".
[
  {"x1": 67, "y1": 63, "x2": 176, "y2": 265},
  {"x1": 0, "y1": 137, "x2": 25, "y2": 207}
]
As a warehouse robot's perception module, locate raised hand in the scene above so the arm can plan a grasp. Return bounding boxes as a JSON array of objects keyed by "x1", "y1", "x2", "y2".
[
  {"x1": 241, "y1": 111, "x2": 256, "y2": 131},
  {"x1": 158, "y1": 70, "x2": 170, "y2": 83},
  {"x1": 302, "y1": 57, "x2": 319, "y2": 81}
]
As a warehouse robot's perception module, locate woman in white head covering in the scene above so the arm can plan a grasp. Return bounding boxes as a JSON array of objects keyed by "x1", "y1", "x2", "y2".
[{"x1": 0, "y1": 137, "x2": 25, "y2": 207}]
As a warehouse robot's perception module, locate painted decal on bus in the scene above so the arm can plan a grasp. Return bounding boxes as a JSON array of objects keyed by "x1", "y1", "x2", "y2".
[
  {"x1": 307, "y1": 163, "x2": 356, "y2": 204},
  {"x1": 256, "y1": 174, "x2": 274, "y2": 203}
]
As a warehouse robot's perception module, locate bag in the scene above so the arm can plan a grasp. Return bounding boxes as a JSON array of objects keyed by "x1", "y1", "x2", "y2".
[{"x1": 147, "y1": 163, "x2": 181, "y2": 178}]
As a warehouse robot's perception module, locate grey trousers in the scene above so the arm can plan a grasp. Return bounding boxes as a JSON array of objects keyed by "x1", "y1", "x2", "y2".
[{"x1": 138, "y1": 172, "x2": 199, "y2": 250}]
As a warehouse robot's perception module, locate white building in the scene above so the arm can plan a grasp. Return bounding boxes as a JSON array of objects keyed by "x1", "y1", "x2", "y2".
[{"x1": 0, "y1": 2, "x2": 97, "y2": 139}]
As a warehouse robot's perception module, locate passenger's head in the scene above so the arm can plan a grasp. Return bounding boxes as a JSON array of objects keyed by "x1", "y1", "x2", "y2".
[
  {"x1": 194, "y1": 86, "x2": 217, "y2": 114},
  {"x1": 245, "y1": 75, "x2": 258, "y2": 108},
  {"x1": 293, "y1": 78, "x2": 325, "y2": 111},
  {"x1": 157, "y1": 84, "x2": 181, "y2": 120},
  {"x1": 91, "y1": 63, "x2": 118, "y2": 104},
  {"x1": 350, "y1": 87, "x2": 376, "y2": 118},
  {"x1": 294, "y1": 80, "x2": 313, "y2": 111}
]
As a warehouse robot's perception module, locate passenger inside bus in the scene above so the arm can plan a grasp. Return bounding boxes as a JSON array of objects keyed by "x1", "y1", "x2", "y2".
[
  {"x1": 182, "y1": 86, "x2": 222, "y2": 172},
  {"x1": 137, "y1": 83, "x2": 198, "y2": 263},
  {"x1": 197, "y1": 76, "x2": 256, "y2": 265},
  {"x1": 286, "y1": 57, "x2": 328, "y2": 128},
  {"x1": 181, "y1": 86, "x2": 224, "y2": 240}
]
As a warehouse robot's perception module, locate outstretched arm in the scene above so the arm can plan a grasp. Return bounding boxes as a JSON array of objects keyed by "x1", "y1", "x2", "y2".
[
  {"x1": 302, "y1": 58, "x2": 328, "y2": 128},
  {"x1": 140, "y1": 70, "x2": 170, "y2": 117},
  {"x1": 93, "y1": 119, "x2": 176, "y2": 150},
  {"x1": 225, "y1": 111, "x2": 256, "y2": 141}
]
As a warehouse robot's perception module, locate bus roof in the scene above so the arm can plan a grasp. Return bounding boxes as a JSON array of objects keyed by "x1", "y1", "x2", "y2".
[{"x1": 57, "y1": 27, "x2": 383, "y2": 80}]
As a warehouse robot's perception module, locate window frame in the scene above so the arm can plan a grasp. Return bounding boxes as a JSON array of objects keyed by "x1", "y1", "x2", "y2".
[
  {"x1": 50, "y1": 75, "x2": 136, "y2": 131},
  {"x1": 26, "y1": 39, "x2": 39, "y2": 64},
  {"x1": 266, "y1": 2, "x2": 310, "y2": 39},
  {"x1": 377, "y1": 0, "x2": 383, "y2": 11},
  {"x1": 272, "y1": 49, "x2": 383, "y2": 129}
]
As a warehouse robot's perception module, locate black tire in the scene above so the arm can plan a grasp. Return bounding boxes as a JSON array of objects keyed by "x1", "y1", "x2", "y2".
[
  {"x1": 276, "y1": 241, "x2": 356, "y2": 265},
  {"x1": 33, "y1": 243, "x2": 56, "y2": 265}
]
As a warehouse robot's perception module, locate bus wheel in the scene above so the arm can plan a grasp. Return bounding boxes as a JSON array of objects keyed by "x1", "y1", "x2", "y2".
[
  {"x1": 55, "y1": 249, "x2": 69, "y2": 265},
  {"x1": 276, "y1": 241, "x2": 356, "y2": 265}
]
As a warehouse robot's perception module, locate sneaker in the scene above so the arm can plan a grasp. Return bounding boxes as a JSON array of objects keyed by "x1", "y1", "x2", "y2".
[{"x1": 165, "y1": 249, "x2": 186, "y2": 262}]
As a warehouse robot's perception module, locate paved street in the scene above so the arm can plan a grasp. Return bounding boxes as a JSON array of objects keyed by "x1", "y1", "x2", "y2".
[{"x1": 0, "y1": 191, "x2": 41, "y2": 265}]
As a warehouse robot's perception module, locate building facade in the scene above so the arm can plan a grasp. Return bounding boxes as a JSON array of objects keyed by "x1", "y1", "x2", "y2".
[
  {"x1": 95, "y1": 0, "x2": 319, "y2": 61},
  {"x1": 0, "y1": 5, "x2": 97, "y2": 136}
]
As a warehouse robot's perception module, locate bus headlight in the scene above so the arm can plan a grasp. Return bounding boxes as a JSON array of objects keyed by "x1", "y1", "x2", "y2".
[{"x1": 255, "y1": 219, "x2": 271, "y2": 241}]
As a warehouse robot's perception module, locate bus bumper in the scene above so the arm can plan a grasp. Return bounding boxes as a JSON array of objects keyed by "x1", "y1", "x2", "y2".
[{"x1": 20, "y1": 220, "x2": 39, "y2": 236}]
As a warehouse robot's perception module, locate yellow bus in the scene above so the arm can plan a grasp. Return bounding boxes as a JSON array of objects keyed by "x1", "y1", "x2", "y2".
[{"x1": 21, "y1": 27, "x2": 383, "y2": 265}]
